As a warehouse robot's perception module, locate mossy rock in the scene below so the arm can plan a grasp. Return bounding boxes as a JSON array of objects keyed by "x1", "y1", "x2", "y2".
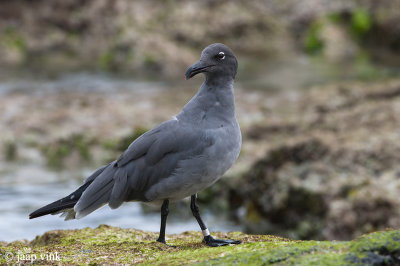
[
  {"x1": 0, "y1": 225, "x2": 399, "y2": 265},
  {"x1": 41, "y1": 134, "x2": 94, "y2": 169}
]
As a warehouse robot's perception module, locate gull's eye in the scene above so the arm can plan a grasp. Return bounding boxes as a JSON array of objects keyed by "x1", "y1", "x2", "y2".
[{"x1": 216, "y1": 52, "x2": 225, "y2": 60}]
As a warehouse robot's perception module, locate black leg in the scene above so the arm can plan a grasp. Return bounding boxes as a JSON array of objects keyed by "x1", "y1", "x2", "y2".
[
  {"x1": 190, "y1": 194, "x2": 241, "y2": 247},
  {"x1": 190, "y1": 194, "x2": 207, "y2": 230},
  {"x1": 157, "y1": 199, "x2": 169, "y2": 245}
]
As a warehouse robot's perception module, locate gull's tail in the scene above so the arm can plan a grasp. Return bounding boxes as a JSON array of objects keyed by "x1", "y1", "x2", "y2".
[
  {"x1": 28, "y1": 181, "x2": 93, "y2": 220},
  {"x1": 29, "y1": 164, "x2": 109, "y2": 220}
]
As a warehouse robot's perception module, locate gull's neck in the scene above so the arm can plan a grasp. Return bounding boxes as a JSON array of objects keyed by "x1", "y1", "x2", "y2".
[{"x1": 177, "y1": 77, "x2": 236, "y2": 124}]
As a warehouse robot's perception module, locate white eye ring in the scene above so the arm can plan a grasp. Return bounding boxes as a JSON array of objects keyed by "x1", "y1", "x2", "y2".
[{"x1": 217, "y1": 52, "x2": 225, "y2": 60}]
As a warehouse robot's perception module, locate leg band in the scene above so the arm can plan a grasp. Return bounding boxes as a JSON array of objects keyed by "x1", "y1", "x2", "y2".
[{"x1": 202, "y1": 228, "x2": 210, "y2": 237}]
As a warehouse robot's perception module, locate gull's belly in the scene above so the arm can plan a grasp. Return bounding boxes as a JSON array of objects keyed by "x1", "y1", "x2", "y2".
[
  {"x1": 147, "y1": 123, "x2": 241, "y2": 202},
  {"x1": 203, "y1": 126, "x2": 241, "y2": 181}
]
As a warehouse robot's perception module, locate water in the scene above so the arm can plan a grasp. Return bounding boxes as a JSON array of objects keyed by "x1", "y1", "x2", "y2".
[
  {"x1": 0, "y1": 162, "x2": 240, "y2": 242},
  {"x1": 0, "y1": 73, "x2": 167, "y2": 95}
]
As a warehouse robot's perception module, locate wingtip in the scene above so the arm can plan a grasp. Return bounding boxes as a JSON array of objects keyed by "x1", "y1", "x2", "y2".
[
  {"x1": 29, "y1": 212, "x2": 37, "y2": 219},
  {"x1": 28, "y1": 207, "x2": 50, "y2": 219}
]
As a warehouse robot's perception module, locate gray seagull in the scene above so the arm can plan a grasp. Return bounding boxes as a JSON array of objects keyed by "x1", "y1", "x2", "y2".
[{"x1": 29, "y1": 43, "x2": 242, "y2": 247}]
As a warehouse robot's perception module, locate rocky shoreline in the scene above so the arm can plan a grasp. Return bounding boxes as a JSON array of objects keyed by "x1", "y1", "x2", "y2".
[
  {"x1": 1, "y1": 225, "x2": 399, "y2": 265},
  {"x1": 227, "y1": 79, "x2": 400, "y2": 240},
  {"x1": 1, "y1": 1, "x2": 400, "y2": 78}
]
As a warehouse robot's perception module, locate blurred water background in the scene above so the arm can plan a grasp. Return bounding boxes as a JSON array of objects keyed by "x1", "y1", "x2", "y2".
[{"x1": 1, "y1": 1, "x2": 400, "y2": 242}]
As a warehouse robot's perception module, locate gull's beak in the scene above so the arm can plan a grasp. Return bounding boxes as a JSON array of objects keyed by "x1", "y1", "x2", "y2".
[{"x1": 185, "y1": 61, "x2": 215, "y2": 80}]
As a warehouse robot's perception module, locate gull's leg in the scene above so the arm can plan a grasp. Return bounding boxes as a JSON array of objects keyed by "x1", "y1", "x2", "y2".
[
  {"x1": 190, "y1": 194, "x2": 241, "y2": 247},
  {"x1": 157, "y1": 199, "x2": 170, "y2": 245}
]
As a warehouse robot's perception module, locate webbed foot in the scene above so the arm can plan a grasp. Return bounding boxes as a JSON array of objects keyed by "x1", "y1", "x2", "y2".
[{"x1": 203, "y1": 235, "x2": 241, "y2": 247}]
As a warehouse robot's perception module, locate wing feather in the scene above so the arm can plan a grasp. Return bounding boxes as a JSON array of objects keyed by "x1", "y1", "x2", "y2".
[{"x1": 75, "y1": 119, "x2": 214, "y2": 216}]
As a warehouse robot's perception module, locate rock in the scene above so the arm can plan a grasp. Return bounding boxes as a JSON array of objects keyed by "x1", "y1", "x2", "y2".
[
  {"x1": 1, "y1": 1, "x2": 400, "y2": 77},
  {"x1": 0, "y1": 226, "x2": 399, "y2": 264},
  {"x1": 229, "y1": 79, "x2": 400, "y2": 240},
  {"x1": 0, "y1": 0, "x2": 290, "y2": 77}
]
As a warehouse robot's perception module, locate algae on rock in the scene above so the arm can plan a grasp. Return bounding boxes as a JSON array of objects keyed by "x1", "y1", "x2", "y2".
[{"x1": 0, "y1": 225, "x2": 399, "y2": 265}]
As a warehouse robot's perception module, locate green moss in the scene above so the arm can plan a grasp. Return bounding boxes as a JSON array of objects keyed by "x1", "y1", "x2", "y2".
[
  {"x1": 304, "y1": 21, "x2": 324, "y2": 54},
  {"x1": 102, "y1": 127, "x2": 149, "y2": 152},
  {"x1": 41, "y1": 134, "x2": 94, "y2": 168},
  {"x1": 350, "y1": 230, "x2": 400, "y2": 252},
  {"x1": 1, "y1": 226, "x2": 399, "y2": 265},
  {"x1": 144, "y1": 53, "x2": 156, "y2": 65},
  {"x1": 39, "y1": 128, "x2": 150, "y2": 169},
  {"x1": 98, "y1": 51, "x2": 113, "y2": 70},
  {"x1": 3, "y1": 140, "x2": 17, "y2": 161},
  {"x1": 346, "y1": 230, "x2": 400, "y2": 265},
  {"x1": 71, "y1": 134, "x2": 91, "y2": 160},
  {"x1": 1, "y1": 27, "x2": 26, "y2": 52},
  {"x1": 351, "y1": 8, "x2": 373, "y2": 37},
  {"x1": 42, "y1": 142, "x2": 71, "y2": 168},
  {"x1": 198, "y1": 241, "x2": 346, "y2": 265},
  {"x1": 327, "y1": 12, "x2": 342, "y2": 24}
]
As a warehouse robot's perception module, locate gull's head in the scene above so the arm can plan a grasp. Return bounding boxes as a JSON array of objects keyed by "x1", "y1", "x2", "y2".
[{"x1": 185, "y1": 43, "x2": 238, "y2": 81}]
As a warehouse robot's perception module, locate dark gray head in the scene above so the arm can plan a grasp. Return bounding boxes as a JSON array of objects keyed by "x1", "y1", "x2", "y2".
[{"x1": 185, "y1": 43, "x2": 238, "y2": 82}]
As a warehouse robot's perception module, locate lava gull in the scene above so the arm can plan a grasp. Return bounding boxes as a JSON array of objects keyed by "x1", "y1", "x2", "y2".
[{"x1": 30, "y1": 43, "x2": 242, "y2": 247}]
